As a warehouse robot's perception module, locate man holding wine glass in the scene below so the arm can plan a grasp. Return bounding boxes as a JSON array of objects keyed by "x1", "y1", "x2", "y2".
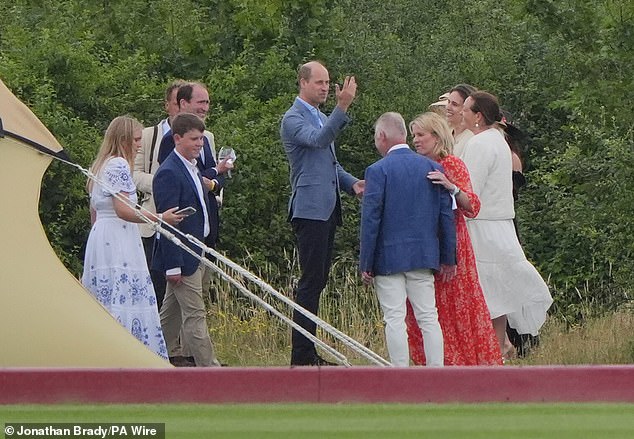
[
  {"x1": 157, "y1": 82, "x2": 234, "y2": 200},
  {"x1": 154, "y1": 82, "x2": 234, "y2": 366},
  {"x1": 217, "y1": 146, "x2": 236, "y2": 179}
]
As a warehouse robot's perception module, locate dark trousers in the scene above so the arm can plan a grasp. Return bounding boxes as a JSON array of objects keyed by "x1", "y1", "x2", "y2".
[
  {"x1": 290, "y1": 212, "x2": 337, "y2": 365},
  {"x1": 142, "y1": 235, "x2": 167, "y2": 311}
]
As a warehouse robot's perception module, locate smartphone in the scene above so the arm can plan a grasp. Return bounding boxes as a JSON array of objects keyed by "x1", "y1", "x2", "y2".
[{"x1": 175, "y1": 206, "x2": 196, "y2": 217}]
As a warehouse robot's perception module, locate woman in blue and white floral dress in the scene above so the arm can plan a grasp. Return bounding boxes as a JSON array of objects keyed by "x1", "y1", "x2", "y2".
[{"x1": 82, "y1": 116, "x2": 183, "y2": 360}]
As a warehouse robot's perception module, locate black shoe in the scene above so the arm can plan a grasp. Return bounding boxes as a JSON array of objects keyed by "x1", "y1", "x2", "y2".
[
  {"x1": 169, "y1": 356, "x2": 196, "y2": 367},
  {"x1": 291, "y1": 355, "x2": 338, "y2": 367},
  {"x1": 312, "y1": 355, "x2": 337, "y2": 366},
  {"x1": 290, "y1": 358, "x2": 311, "y2": 367}
]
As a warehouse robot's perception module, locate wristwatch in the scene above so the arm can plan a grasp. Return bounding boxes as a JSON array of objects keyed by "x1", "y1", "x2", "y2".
[{"x1": 451, "y1": 186, "x2": 461, "y2": 196}]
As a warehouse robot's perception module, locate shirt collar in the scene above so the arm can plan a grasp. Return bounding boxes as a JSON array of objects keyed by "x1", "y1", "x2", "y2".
[
  {"x1": 387, "y1": 143, "x2": 411, "y2": 154},
  {"x1": 174, "y1": 149, "x2": 198, "y2": 171},
  {"x1": 296, "y1": 97, "x2": 322, "y2": 125},
  {"x1": 296, "y1": 96, "x2": 317, "y2": 112},
  {"x1": 160, "y1": 118, "x2": 171, "y2": 134}
]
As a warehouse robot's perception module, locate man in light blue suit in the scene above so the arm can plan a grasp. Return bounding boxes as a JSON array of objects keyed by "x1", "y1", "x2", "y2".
[
  {"x1": 281, "y1": 61, "x2": 365, "y2": 366},
  {"x1": 360, "y1": 112, "x2": 456, "y2": 367}
]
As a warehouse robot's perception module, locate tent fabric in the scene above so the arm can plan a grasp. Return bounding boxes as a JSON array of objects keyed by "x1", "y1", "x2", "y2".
[{"x1": 0, "y1": 78, "x2": 169, "y2": 367}]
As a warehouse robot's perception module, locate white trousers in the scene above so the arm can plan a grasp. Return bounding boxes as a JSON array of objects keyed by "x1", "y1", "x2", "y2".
[{"x1": 375, "y1": 268, "x2": 443, "y2": 367}]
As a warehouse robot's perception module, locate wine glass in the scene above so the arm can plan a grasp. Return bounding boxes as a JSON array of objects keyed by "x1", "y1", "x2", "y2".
[{"x1": 217, "y1": 146, "x2": 236, "y2": 178}]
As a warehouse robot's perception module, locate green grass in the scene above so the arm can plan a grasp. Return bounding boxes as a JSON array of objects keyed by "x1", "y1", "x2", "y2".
[
  {"x1": 2, "y1": 403, "x2": 634, "y2": 438},
  {"x1": 206, "y1": 259, "x2": 634, "y2": 366}
]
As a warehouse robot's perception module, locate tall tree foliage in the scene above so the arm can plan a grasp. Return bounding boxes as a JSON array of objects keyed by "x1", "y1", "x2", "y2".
[
  {"x1": 0, "y1": 0, "x2": 632, "y2": 317},
  {"x1": 512, "y1": 0, "x2": 634, "y2": 318}
]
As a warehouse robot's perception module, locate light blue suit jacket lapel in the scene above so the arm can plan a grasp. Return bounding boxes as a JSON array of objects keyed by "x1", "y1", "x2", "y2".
[{"x1": 317, "y1": 112, "x2": 337, "y2": 160}]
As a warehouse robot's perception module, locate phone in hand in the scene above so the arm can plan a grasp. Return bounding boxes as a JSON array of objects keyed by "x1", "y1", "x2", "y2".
[{"x1": 174, "y1": 206, "x2": 196, "y2": 217}]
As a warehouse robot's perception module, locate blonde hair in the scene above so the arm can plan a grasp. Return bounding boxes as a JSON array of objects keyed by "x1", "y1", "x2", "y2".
[
  {"x1": 409, "y1": 112, "x2": 454, "y2": 159},
  {"x1": 87, "y1": 115, "x2": 142, "y2": 192}
]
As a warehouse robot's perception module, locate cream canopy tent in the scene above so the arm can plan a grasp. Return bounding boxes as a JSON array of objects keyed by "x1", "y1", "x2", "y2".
[{"x1": 0, "y1": 78, "x2": 168, "y2": 367}]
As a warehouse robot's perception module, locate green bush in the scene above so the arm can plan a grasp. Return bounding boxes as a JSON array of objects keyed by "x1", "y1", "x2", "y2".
[{"x1": 0, "y1": 0, "x2": 631, "y2": 319}]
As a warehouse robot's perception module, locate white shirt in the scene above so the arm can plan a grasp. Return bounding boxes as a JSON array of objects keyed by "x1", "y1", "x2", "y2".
[
  {"x1": 165, "y1": 150, "x2": 211, "y2": 277},
  {"x1": 386, "y1": 143, "x2": 410, "y2": 154},
  {"x1": 297, "y1": 96, "x2": 324, "y2": 128},
  {"x1": 174, "y1": 150, "x2": 210, "y2": 238},
  {"x1": 160, "y1": 118, "x2": 170, "y2": 136}
]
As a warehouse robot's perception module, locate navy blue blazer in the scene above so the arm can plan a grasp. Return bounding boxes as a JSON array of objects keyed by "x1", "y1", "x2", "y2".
[
  {"x1": 280, "y1": 97, "x2": 359, "y2": 223},
  {"x1": 359, "y1": 147, "x2": 456, "y2": 276},
  {"x1": 152, "y1": 151, "x2": 217, "y2": 277}
]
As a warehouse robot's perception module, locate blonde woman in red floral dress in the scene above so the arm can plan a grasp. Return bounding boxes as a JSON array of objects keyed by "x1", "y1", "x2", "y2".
[{"x1": 405, "y1": 112, "x2": 502, "y2": 365}]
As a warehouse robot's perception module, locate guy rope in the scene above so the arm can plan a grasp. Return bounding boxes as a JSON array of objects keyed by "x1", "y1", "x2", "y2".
[{"x1": 4, "y1": 126, "x2": 390, "y2": 367}]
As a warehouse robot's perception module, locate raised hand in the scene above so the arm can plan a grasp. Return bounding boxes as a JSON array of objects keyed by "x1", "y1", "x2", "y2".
[{"x1": 335, "y1": 75, "x2": 357, "y2": 112}]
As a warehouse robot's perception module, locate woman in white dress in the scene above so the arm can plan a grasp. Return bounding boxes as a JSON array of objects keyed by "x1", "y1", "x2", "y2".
[
  {"x1": 446, "y1": 83, "x2": 477, "y2": 159},
  {"x1": 461, "y1": 92, "x2": 553, "y2": 357},
  {"x1": 82, "y1": 116, "x2": 182, "y2": 359}
]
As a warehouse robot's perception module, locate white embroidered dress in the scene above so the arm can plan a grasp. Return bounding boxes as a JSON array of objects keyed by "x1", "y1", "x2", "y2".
[{"x1": 82, "y1": 157, "x2": 167, "y2": 359}]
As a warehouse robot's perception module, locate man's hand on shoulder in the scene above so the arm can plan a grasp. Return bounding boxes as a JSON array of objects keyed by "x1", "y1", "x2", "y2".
[{"x1": 335, "y1": 76, "x2": 357, "y2": 112}]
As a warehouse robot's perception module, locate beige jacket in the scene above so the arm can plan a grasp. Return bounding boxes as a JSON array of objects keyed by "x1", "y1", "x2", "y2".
[{"x1": 133, "y1": 120, "x2": 218, "y2": 237}]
